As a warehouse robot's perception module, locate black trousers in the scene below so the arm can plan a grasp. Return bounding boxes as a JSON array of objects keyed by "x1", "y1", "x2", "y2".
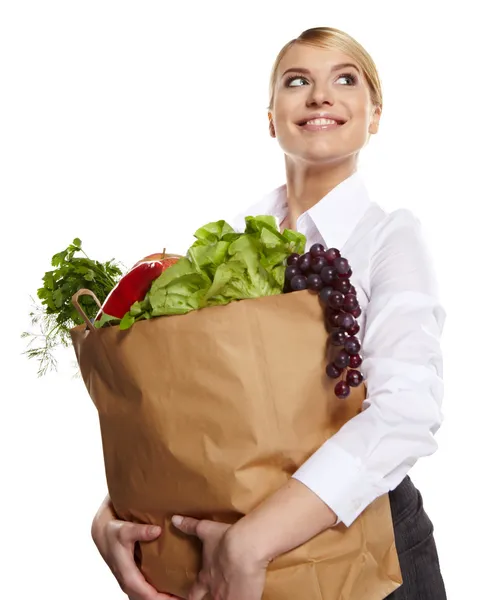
[{"x1": 385, "y1": 476, "x2": 447, "y2": 599}]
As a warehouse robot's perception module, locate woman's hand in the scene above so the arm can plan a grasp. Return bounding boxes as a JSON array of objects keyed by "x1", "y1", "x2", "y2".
[
  {"x1": 91, "y1": 495, "x2": 181, "y2": 600},
  {"x1": 172, "y1": 515, "x2": 268, "y2": 600},
  {"x1": 171, "y1": 479, "x2": 338, "y2": 599}
]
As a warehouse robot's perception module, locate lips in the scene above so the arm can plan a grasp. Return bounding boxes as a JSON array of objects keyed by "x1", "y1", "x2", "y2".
[{"x1": 296, "y1": 114, "x2": 347, "y2": 126}]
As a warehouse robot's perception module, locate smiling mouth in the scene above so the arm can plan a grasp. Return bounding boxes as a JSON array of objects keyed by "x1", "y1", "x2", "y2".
[
  {"x1": 297, "y1": 117, "x2": 346, "y2": 127},
  {"x1": 297, "y1": 118, "x2": 346, "y2": 133}
]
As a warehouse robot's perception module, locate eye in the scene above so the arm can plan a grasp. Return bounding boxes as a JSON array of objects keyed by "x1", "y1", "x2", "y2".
[
  {"x1": 337, "y1": 72, "x2": 358, "y2": 86},
  {"x1": 285, "y1": 75, "x2": 308, "y2": 87}
]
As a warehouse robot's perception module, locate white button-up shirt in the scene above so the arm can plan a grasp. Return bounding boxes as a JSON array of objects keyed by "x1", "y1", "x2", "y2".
[{"x1": 232, "y1": 172, "x2": 445, "y2": 527}]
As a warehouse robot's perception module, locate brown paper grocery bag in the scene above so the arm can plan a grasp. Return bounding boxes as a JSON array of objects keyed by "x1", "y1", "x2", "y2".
[{"x1": 71, "y1": 290, "x2": 402, "y2": 599}]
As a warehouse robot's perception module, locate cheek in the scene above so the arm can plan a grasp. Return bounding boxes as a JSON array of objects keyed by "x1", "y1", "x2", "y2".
[
  {"x1": 273, "y1": 122, "x2": 300, "y2": 150},
  {"x1": 350, "y1": 92, "x2": 373, "y2": 120},
  {"x1": 271, "y1": 116, "x2": 296, "y2": 146},
  {"x1": 271, "y1": 107, "x2": 290, "y2": 129},
  {"x1": 336, "y1": 121, "x2": 371, "y2": 149},
  {"x1": 272, "y1": 91, "x2": 300, "y2": 122}
]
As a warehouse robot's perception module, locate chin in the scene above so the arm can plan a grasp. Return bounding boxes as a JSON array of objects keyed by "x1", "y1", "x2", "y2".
[
  {"x1": 285, "y1": 139, "x2": 363, "y2": 165},
  {"x1": 294, "y1": 148, "x2": 354, "y2": 166}
]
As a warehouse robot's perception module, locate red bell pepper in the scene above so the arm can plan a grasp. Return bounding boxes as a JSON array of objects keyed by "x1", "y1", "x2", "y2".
[{"x1": 96, "y1": 253, "x2": 179, "y2": 320}]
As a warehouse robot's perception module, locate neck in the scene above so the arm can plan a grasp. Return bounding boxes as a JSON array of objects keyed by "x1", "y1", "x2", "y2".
[{"x1": 283, "y1": 158, "x2": 357, "y2": 228}]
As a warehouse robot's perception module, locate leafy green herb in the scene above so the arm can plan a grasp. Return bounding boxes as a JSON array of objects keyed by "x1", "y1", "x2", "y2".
[{"x1": 23, "y1": 239, "x2": 124, "y2": 376}]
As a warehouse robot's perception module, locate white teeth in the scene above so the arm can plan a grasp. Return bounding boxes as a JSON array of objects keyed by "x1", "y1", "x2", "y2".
[{"x1": 305, "y1": 118, "x2": 338, "y2": 126}]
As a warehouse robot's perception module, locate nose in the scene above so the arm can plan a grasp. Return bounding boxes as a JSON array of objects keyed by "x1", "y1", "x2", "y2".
[{"x1": 306, "y1": 82, "x2": 334, "y2": 107}]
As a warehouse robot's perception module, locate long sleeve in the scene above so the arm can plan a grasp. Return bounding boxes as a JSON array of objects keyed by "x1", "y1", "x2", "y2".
[{"x1": 292, "y1": 209, "x2": 446, "y2": 527}]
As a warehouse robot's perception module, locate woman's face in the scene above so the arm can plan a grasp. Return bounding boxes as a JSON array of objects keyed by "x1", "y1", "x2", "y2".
[{"x1": 270, "y1": 44, "x2": 381, "y2": 166}]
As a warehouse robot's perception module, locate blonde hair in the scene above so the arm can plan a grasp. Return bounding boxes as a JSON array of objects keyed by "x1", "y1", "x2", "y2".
[{"x1": 268, "y1": 27, "x2": 383, "y2": 111}]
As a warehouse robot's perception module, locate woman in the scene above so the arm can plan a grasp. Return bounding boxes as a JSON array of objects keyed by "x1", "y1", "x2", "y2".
[{"x1": 91, "y1": 27, "x2": 447, "y2": 600}]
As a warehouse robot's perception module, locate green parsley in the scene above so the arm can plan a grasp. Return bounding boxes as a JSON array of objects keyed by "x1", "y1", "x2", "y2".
[{"x1": 22, "y1": 238, "x2": 124, "y2": 376}]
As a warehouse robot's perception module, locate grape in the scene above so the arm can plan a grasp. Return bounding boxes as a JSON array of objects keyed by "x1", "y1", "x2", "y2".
[
  {"x1": 325, "y1": 248, "x2": 341, "y2": 263},
  {"x1": 346, "y1": 369, "x2": 364, "y2": 387},
  {"x1": 351, "y1": 306, "x2": 362, "y2": 318},
  {"x1": 345, "y1": 336, "x2": 361, "y2": 355},
  {"x1": 307, "y1": 273, "x2": 323, "y2": 291},
  {"x1": 326, "y1": 362, "x2": 341, "y2": 379},
  {"x1": 330, "y1": 330, "x2": 347, "y2": 346},
  {"x1": 283, "y1": 279, "x2": 291, "y2": 293},
  {"x1": 349, "y1": 354, "x2": 362, "y2": 368},
  {"x1": 321, "y1": 266, "x2": 337, "y2": 284},
  {"x1": 339, "y1": 268, "x2": 353, "y2": 279},
  {"x1": 347, "y1": 322, "x2": 360, "y2": 336},
  {"x1": 310, "y1": 256, "x2": 327, "y2": 273},
  {"x1": 333, "y1": 257, "x2": 350, "y2": 275},
  {"x1": 287, "y1": 253, "x2": 300, "y2": 266},
  {"x1": 298, "y1": 253, "x2": 312, "y2": 273},
  {"x1": 333, "y1": 278, "x2": 352, "y2": 294},
  {"x1": 335, "y1": 381, "x2": 350, "y2": 399},
  {"x1": 348, "y1": 285, "x2": 357, "y2": 295},
  {"x1": 343, "y1": 294, "x2": 359, "y2": 312},
  {"x1": 339, "y1": 312, "x2": 355, "y2": 330},
  {"x1": 327, "y1": 309, "x2": 341, "y2": 327},
  {"x1": 310, "y1": 243, "x2": 325, "y2": 258},
  {"x1": 290, "y1": 275, "x2": 307, "y2": 291},
  {"x1": 285, "y1": 265, "x2": 300, "y2": 281},
  {"x1": 328, "y1": 290, "x2": 344, "y2": 309},
  {"x1": 319, "y1": 286, "x2": 333, "y2": 304},
  {"x1": 334, "y1": 350, "x2": 350, "y2": 369}
]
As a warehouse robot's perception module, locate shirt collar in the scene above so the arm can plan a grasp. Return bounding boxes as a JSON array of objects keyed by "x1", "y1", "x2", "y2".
[
  {"x1": 231, "y1": 184, "x2": 287, "y2": 233},
  {"x1": 233, "y1": 171, "x2": 372, "y2": 251}
]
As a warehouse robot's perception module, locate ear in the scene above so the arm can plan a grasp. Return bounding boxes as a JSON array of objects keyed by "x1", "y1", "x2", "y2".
[
  {"x1": 268, "y1": 112, "x2": 276, "y2": 138},
  {"x1": 369, "y1": 105, "x2": 382, "y2": 135}
]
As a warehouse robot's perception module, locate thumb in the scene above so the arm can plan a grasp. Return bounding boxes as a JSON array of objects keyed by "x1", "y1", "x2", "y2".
[
  {"x1": 171, "y1": 515, "x2": 201, "y2": 538},
  {"x1": 118, "y1": 522, "x2": 162, "y2": 545}
]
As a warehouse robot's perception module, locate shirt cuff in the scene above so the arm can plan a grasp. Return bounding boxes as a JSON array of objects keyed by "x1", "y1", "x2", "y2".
[{"x1": 292, "y1": 440, "x2": 373, "y2": 527}]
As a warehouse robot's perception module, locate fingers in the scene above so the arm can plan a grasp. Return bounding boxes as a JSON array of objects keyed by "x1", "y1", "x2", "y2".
[
  {"x1": 171, "y1": 515, "x2": 201, "y2": 537},
  {"x1": 117, "y1": 522, "x2": 162, "y2": 546},
  {"x1": 128, "y1": 595, "x2": 182, "y2": 600},
  {"x1": 130, "y1": 593, "x2": 182, "y2": 600},
  {"x1": 129, "y1": 596, "x2": 181, "y2": 600},
  {"x1": 188, "y1": 580, "x2": 209, "y2": 600},
  {"x1": 172, "y1": 516, "x2": 230, "y2": 542},
  {"x1": 109, "y1": 522, "x2": 163, "y2": 600},
  {"x1": 115, "y1": 547, "x2": 162, "y2": 600}
]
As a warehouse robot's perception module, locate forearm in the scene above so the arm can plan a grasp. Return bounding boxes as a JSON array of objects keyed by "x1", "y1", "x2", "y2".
[{"x1": 227, "y1": 479, "x2": 337, "y2": 563}]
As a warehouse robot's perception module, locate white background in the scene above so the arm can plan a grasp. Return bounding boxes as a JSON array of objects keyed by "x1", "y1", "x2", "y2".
[{"x1": 1, "y1": 1, "x2": 481, "y2": 598}]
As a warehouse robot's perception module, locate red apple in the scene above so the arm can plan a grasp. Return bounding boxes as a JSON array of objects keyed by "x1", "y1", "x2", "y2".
[{"x1": 133, "y1": 251, "x2": 182, "y2": 271}]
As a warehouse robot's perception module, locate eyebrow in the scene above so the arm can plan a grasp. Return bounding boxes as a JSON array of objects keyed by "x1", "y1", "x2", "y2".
[{"x1": 281, "y1": 63, "x2": 361, "y2": 77}]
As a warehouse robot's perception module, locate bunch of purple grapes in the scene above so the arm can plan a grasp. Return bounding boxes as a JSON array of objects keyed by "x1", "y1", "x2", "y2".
[{"x1": 283, "y1": 243, "x2": 363, "y2": 399}]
